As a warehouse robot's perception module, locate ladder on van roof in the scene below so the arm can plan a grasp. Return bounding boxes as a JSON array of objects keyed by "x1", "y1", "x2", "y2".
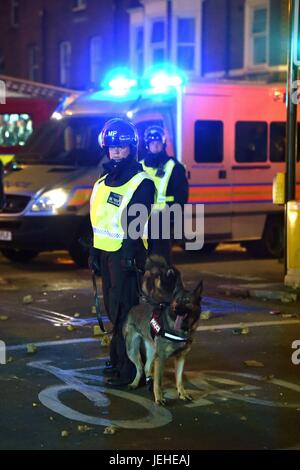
[{"x1": 0, "y1": 75, "x2": 82, "y2": 100}]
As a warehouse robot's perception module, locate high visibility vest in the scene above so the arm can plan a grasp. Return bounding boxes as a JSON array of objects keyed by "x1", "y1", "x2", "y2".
[
  {"x1": 90, "y1": 172, "x2": 151, "y2": 252},
  {"x1": 141, "y1": 158, "x2": 175, "y2": 211}
]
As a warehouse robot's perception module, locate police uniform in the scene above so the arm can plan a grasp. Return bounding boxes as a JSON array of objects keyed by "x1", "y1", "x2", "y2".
[
  {"x1": 90, "y1": 119, "x2": 155, "y2": 386},
  {"x1": 141, "y1": 127, "x2": 188, "y2": 264}
]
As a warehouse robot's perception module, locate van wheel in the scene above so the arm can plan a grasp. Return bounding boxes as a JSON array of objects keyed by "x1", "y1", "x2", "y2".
[
  {"x1": 1, "y1": 248, "x2": 39, "y2": 263},
  {"x1": 68, "y1": 221, "x2": 92, "y2": 268},
  {"x1": 244, "y1": 216, "x2": 284, "y2": 258}
]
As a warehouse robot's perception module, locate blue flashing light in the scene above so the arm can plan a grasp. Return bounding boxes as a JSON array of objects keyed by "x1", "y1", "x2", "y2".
[
  {"x1": 103, "y1": 67, "x2": 138, "y2": 95},
  {"x1": 109, "y1": 76, "x2": 137, "y2": 91},
  {"x1": 150, "y1": 71, "x2": 183, "y2": 89},
  {"x1": 143, "y1": 63, "x2": 187, "y2": 93}
]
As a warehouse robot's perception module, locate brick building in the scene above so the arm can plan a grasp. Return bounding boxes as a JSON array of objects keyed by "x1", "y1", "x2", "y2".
[
  {"x1": 128, "y1": 0, "x2": 289, "y2": 83},
  {"x1": 0, "y1": 0, "x2": 290, "y2": 89},
  {"x1": 0, "y1": 0, "x2": 136, "y2": 90}
]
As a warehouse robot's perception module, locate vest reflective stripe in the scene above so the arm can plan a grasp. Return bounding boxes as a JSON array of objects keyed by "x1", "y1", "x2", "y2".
[
  {"x1": 90, "y1": 172, "x2": 151, "y2": 252},
  {"x1": 141, "y1": 159, "x2": 175, "y2": 211}
]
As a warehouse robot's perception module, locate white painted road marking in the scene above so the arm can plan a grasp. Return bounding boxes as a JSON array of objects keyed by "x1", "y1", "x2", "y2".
[
  {"x1": 6, "y1": 318, "x2": 300, "y2": 351},
  {"x1": 27, "y1": 361, "x2": 300, "y2": 429}
]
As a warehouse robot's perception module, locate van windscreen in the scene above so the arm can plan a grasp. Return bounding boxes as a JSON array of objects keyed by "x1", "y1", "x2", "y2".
[{"x1": 16, "y1": 116, "x2": 107, "y2": 166}]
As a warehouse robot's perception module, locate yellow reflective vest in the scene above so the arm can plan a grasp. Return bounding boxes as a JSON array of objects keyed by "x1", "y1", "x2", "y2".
[
  {"x1": 90, "y1": 171, "x2": 151, "y2": 252},
  {"x1": 141, "y1": 158, "x2": 175, "y2": 211}
]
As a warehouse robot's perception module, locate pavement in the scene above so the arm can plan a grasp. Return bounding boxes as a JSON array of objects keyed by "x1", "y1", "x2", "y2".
[{"x1": 0, "y1": 245, "x2": 300, "y2": 450}]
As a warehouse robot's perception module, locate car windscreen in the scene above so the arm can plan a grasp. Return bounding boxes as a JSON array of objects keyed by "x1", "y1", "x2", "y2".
[{"x1": 16, "y1": 116, "x2": 108, "y2": 166}]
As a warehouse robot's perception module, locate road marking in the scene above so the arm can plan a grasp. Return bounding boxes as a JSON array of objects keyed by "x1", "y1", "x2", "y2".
[
  {"x1": 6, "y1": 338, "x2": 99, "y2": 351},
  {"x1": 200, "y1": 271, "x2": 265, "y2": 282},
  {"x1": 197, "y1": 319, "x2": 300, "y2": 331},
  {"x1": 6, "y1": 318, "x2": 300, "y2": 351},
  {"x1": 28, "y1": 362, "x2": 300, "y2": 429}
]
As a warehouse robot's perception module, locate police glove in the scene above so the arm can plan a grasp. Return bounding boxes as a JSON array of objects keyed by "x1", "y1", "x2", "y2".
[
  {"x1": 121, "y1": 258, "x2": 136, "y2": 272},
  {"x1": 88, "y1": 247, "x2": 101, "y2": 276}
]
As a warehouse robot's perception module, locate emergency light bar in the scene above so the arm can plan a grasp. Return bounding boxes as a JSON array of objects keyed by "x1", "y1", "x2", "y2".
[
  {"x1": 150, "y1": 72, "x2": 183, "y2": 89},
  {"x1": 109, "y1": 76, "x2": 137, "y2": 91},
  {"x1": 102, "y1": 64, "x2": 186, "y2": 95}
]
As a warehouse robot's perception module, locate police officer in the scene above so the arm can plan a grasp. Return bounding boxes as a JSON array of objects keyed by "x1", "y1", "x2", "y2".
[
  {"x1": 90, "y1": 118, "x2": 155, "y2": 387},
  {"x1": 141, "y1": 126, "x2": 188, "y2": 263}
]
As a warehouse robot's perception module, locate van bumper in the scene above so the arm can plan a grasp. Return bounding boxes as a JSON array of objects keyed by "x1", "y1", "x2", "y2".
[{"x1": 0, "y1": 215, "x2": 86, "y2": 252}]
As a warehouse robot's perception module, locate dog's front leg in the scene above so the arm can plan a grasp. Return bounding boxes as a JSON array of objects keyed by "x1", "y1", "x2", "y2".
[
  {"x1": 153, "y1": 355, "x2": 166, "y2": 406},
  {"x1": 175, "y1": 354, "x2": 193, "y2": 401}
]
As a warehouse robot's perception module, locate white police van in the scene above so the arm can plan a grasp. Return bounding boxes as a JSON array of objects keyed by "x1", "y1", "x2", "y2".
[{"x1": 0, "y1": 67, "x2": 298, "y2": 265}]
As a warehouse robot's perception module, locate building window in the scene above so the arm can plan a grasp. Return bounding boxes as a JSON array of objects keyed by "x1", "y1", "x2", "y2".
[
  {"x1": 90, "y1": 36, "x2": 102, "y2": 85},
  {"x1": 194, "y1": 121, "x2": 224, "y2": 163},
  {"x1": 134, "y1": 27, "x2": 144, "y2": 75},
  {"x1": 151, "y1": 19, "x2": 165, "y2": 64},
  {"x1": 72, "y1": 0, "x2": 87, "y2": 11},
  {"x1": 245, "y1": 1, "x2": 269, "y2": 67},
  {"x1": 235, "y1": 121, "x2": 267, "y2": 162},
  {"x1": 11, "y1": 0, "x2": 19, "y2": 27},
  {"x1": 28, "y1": 45, "x2": 39, "y2": 82},
  {"x1": 176, "y1": 18, "x2": 196, "y2": 71},
  {"x1": 59, "y1": 41, "x2": 72, "y2": 87}
]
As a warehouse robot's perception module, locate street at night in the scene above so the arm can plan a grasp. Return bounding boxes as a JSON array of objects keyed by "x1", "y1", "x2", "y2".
[
  {"x1": 1, "y1": 246, "x2": 300, "y2": 450},
  {"x1": 1, "y1": 0, "x2": 300, "y2": 458}
]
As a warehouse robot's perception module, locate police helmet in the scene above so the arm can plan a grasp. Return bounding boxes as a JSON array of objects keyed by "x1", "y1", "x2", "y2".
[
  {"x1": 144, "y1": 125, "x2": 166, "y2": 149},
  {"x1": 98, "y1": 118, "x2": 139, "y2": 149}
]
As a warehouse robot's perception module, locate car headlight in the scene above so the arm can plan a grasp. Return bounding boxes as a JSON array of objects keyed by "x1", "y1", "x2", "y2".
[{"x1": 30, "y1": 188, "x2": 69, "y2": 213}]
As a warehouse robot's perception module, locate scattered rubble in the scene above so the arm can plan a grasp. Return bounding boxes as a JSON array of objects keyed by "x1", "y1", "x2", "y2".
[
  {"x1": 100, "y1": 335, "x2": 111, "y2": 347},
  {"x1": 103, "y1": 426, "x2": 117, "y2": 435},
  {"x1": 233, "y1": 327, "x2": 250, "y2": 335},
  {"x1": 200, "y1": 311, "x2": 213, "y2": 321},
  {"x1": 26, "y1": 344, "x2": 38, "y2": 355},
  {"x1": 244, "y1": 360, "x2": 264, "y2": 368},
  {"x1": 78, "y1": 425, "x2": 92, "y2": 433},
  {"x1": 93, "y1": 325, "x2": 105, "y2": 337},
  {"x1": 23, "y1": 295, "x2": 33, "y2": 305}
]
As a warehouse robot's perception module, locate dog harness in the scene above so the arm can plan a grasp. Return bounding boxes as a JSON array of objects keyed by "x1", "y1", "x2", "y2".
[{"x1": 150, "y1": 305, "x2": 189, "y2": 343}]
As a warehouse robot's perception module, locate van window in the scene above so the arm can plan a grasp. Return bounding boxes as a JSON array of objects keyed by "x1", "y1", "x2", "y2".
[
  {"x1": 270, "y1": 122, "x2": 285, "y2": 162},
  {"x1": 270, "y1": 122, "x2": 300, "y2": 162},
  {"x1": 16, "y1": 116, "x2": 107, "y2": 166},
  {"x1": 0, "y1": 113, "x2": 33, "y2": 147},
  {"x1": 235, "y1": 121, "x2": 267, "y2": 163},
  {"x1": 194, "y1": 120, "x2": 223, "y2": 163}
]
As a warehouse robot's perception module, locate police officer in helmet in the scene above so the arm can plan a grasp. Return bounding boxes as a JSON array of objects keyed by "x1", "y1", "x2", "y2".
[
  {"x1": 90, "y1": 118, "x2": 155, "y2": 387},
  {"x1": 141, "y1": 125, "x2": 188, "y2": 264}
]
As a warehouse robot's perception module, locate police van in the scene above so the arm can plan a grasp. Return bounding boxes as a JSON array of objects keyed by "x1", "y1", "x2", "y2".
[{"x1": 0, "y1": 69, "x2": 299, "y2": 266}]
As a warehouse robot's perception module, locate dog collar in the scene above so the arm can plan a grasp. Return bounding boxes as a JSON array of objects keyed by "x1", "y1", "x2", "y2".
[{"x1": 150, "y1": 308, "x2": 188, "y2": 343}]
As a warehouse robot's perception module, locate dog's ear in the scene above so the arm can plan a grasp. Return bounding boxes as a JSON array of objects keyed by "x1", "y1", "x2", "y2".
[{"x1": 193, "y1": 280, "x2": 203, "y2": 302}]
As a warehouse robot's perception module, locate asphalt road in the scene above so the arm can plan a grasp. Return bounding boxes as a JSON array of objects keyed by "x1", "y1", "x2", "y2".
[{"x1": 0, "y1": 246, "x2": 300, "y2": 450}]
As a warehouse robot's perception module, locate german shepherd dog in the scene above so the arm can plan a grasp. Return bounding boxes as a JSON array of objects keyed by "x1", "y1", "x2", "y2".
[{"x1": 123, "y1": 257, "x2": 202, "y2": 405}]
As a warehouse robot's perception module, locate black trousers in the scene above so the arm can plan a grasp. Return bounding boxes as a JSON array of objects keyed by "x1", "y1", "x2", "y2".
[{"x1": 100, "y1": 249, "x2": 139, "y2": 382}]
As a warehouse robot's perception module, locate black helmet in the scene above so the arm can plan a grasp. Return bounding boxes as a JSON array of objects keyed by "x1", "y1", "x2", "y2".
[
  {"x1": 144, "y1": 125, "x2": 166, "y2": 148},
  {"x1": 98, "y1": 118, "x2": 139, "y2": 149}
]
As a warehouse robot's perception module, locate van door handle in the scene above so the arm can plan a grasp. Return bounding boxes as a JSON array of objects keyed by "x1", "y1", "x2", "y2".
[{"x1": 219, "y1": 170, "x2": 227, "y2": 179}]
